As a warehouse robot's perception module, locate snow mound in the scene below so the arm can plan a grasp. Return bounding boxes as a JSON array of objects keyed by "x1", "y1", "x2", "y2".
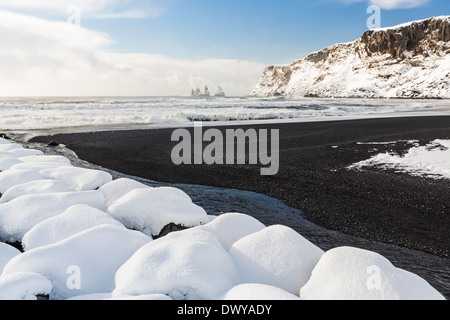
[
  {"x1": 10, "y1": 161, "x2": 72, "y2": 172},
  {"x1": 0, "y1": 144, "x2": 22, "y2": 151},
  {"x1": 229, "y1": 225, "x2": 324, "y2": 295},
  {"x1": 22, "y1": 204, "x2": 125, "y2": 251},
  {"x1": 99, "y1": 178, "x2": 149, "y2": 206},
  {"x1": 0, "y1": 191, "x2": 106, "y2": 242},
  {"x1": 0, "y1": 272, "x2": 52, "y2": 300},
  {"x1": 69, "y1": 293, "x2": 172, "y2": 300},
  {"x1": 114, "y1": 228, "x2": 240, "y2": 300},
  {"x1": 0, "y1": 170, "x2": 44, "y2": 194},
  {"x1": 40, "y1": 167, "x2": 113, "y2": 191},
  {"x1": 7, "y1": 149, "x2": 43, "y2": 157},
  {"x1": 197, "y1": 213, "x2": 266, "y2": 251},
  {"x1": 18, "y1": 155, "x2": 70, "y2": 164},
  {"x1": 0, "y1": 157, "x2": 22, "y2": 171},
  {"x1": 300, "y1": 247, "x2": 446, "y2": 300},
  {"x1": 349, "y1": 139, "x2": 450, "y2": 180},
  {"x1": 107, "y1": 187, "x2": 209, "y2": 237},
  {"x1": 0, "y1": 242, "x2": 21, "y2": 273},
  {"x1": 221, "y1": 283, "x2": 301, "y2": 300},
  {"x1": 0, "y1": 138, "x2": 10, "y2": 145},
  {"x1": 0, "y1": 179, "x2": 72, "y2": 204},
  {"x1": 3, "y1": 225, "x2": 151, "y2": 300}
]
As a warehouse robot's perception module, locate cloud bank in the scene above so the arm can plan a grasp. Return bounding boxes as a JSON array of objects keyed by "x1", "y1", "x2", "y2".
[{"x1": 0, "y1": 10, "x2": 264, "y2": 96}]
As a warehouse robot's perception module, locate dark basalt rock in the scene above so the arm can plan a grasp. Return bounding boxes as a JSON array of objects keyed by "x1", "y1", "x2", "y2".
[
  {"x1": 154, "y1": 223, "x2": 189, "y2": 239},
  {"x1": 361, "y1": 17, "x2": 450, "y2": 58},
  {"x1": 47, "y1": 141, "x2": 60, "y2": 147}
]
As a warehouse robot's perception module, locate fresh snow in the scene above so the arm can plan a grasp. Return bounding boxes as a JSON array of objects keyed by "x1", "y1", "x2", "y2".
[
  {"x1": 113, "y1": 228, "x2": 240, "y2": 300},
  {"x1": 69, "y1": 293, "x2": 172, "y2": 300},
  {"x1": 349, "y1": 139, "x2": 450, "y2": 180},
  {"x1": 22, "y1": 204, "x2": 125, "y2": 251},
  {"x1": 99, "y1": 178, "x2": 150, "y2": 206},
  {"x1": 40, "y1": 167, "x2": 112, "y2": 191},
  {"x1": 2, "y1": 225, "x2": 151, "y2": 300},
  {"x1": 300, "y1": 247, "x2": 445, "y2": 300},
  {"x1": 0, "y1": 272, "x2": 52, "y2": 300},
  {"x1": 0, "y1": 157, "x2": 22, "y2": 171},
  {"x1": 0, "y1": 191, "x2": 106, "y2": 242},
  {"x1": 0, "y1": 170, "x2": 45, "y2": 194},
  {"x1": 229, "y1": 225, "x2": 324, "y2": 295},
  {"x1": 107, "y1": 187, "x2": 209, "y2": 237},
  {"x1": 0, "y1": 179, "x2": 72, "y2": 204},
  {"x1": 221, "y1": 283, "x2": 301, "y2": 300},
  {"x1": 9, "y1": 161, "x2": 72, "y2": 172},
  {"x1": 0, "y1": 242, "x2": 20, "y2": 273},
  {"x1": 196, "y1": 213, "x2": 266, "y2": 251}
]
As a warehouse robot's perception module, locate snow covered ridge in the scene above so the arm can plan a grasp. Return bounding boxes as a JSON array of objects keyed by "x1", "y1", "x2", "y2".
[
  {"x1": 0, "y1": 137, "x2": 445, "y2": 300},
  {"x1": 348, "y1": 139, "x2": 450, "y2": 180},
  {"x1": 251, "y1": 16, "x2": 450, "y2": 99}
]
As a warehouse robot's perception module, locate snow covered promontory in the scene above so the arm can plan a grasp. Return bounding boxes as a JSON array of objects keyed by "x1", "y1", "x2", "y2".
[
  {"x1": 0, "y1": 137, "x2": 445, "y2": 300},
  {"x1": 251, "y1": 16, "x2": 450, "y2": 98}
]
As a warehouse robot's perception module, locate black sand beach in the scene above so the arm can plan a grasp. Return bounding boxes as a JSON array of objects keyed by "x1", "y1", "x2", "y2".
[{"x1": 31, "y1": 116, "x2": 450, "y2": 259}]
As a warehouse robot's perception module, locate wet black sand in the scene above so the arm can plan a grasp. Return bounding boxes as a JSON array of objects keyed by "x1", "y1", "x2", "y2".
[{"x1": 31, "y1": 116, "x2": 450, "y2": 259}]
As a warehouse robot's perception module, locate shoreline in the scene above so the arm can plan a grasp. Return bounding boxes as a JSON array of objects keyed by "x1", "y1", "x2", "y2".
[{"x1": 29, "y1": 116, "x2": 450, "y2": 260}]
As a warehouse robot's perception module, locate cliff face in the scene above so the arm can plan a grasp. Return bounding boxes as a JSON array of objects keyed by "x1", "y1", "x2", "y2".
[{"x1": 251, "y1": 16, "x2": 450, "y2": 99}]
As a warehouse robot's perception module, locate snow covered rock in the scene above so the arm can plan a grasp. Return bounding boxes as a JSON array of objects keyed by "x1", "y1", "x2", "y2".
[
  {"x1": 251, "y1": 16, "x2": 450, "y2": 99},
  {"x1": 0, "y1": 179, "x2": 72, "y2": 204},
  {"x1": 3, "y1": 225, "x2": 151, "y2": 300},
  {"x1": 40, "y1": 167, "x2": 112, "y2": 191},
  {"x1": 0, "y1": 170, "x2": 44, "y2": 194},
  {"x1": 114, "y1": 228, "x2": 240, "y2": 300},
  {"x1": 0, "y1": 272, "x2": 52, "y2": 300},
  {"x1": 69, "y1": 293, "x2": 172, "y2": 300},
  {"x1": 221, "y1": 283, "x2": 301, "y2": 300},
  {"x1": 197, "y1": 213, "x2": 266, "y2": 251},
  {"x1": 100, "y1": 178, "x2": 149, "y2": 206},
  {"x1": 18, "y1": 155, "x2": 70, "y2": 164},
  {"x1": 107, "y1": 187, "x2": 209, "y2": 237},
  {"x1": 6, "y1": 149, "x2": 43, "y2": 157},
  {"x1": 0, "y1": 242, "x2": 20, "y2": 273},
  {"x1": 300, "y1": 247, "x2": 445, "y2": 300},
  {"x1": 22, "y1": 204, "x2": 125, "y2": 251},
  {"x1": 0, "y1": 191, "x2": 106, "y2": 242},
  {"x1": 0, "y1": 143, "x2": 23, "y2": 152},
  {"x1": 229, "y1": 225, "x2": 324, "y2": 295},
  {"x1": 0, "y1": 157, "x2": 22, "y2": 171},
  {"x1": 10, "y1": 161, "x2": 72, "y2": 172}
]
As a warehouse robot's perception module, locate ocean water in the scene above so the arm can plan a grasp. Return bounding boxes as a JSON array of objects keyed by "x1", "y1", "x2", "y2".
[{"x1": 0, "y1": 96, "x2": 446, "y2": 131}]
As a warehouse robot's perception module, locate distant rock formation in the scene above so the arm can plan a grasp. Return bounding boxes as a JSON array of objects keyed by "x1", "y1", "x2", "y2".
[
  {"x1": 215, "y1": 86, "x2": 226, "y2": 97},
  {"x1": 191, "y1": 85, "x2": 211, "y2": 97},
  {"x1": 251, "y1": 16, "x2": 450, "y2": 99}
]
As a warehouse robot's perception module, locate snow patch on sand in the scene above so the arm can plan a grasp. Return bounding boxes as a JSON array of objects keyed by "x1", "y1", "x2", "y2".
[{"x1": 349, "y1": 139, "x2": 450, "y2": 180}]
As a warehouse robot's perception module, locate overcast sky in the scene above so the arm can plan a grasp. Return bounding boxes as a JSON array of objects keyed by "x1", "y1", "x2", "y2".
[{"x1": 0, "y1": 0, "x2": 448, "y2": 96}]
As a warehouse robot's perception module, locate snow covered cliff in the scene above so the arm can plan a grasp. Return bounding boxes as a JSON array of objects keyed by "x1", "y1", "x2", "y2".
[{"x1": 251, "y1": 16, "x2": 450, "y2": 99}]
